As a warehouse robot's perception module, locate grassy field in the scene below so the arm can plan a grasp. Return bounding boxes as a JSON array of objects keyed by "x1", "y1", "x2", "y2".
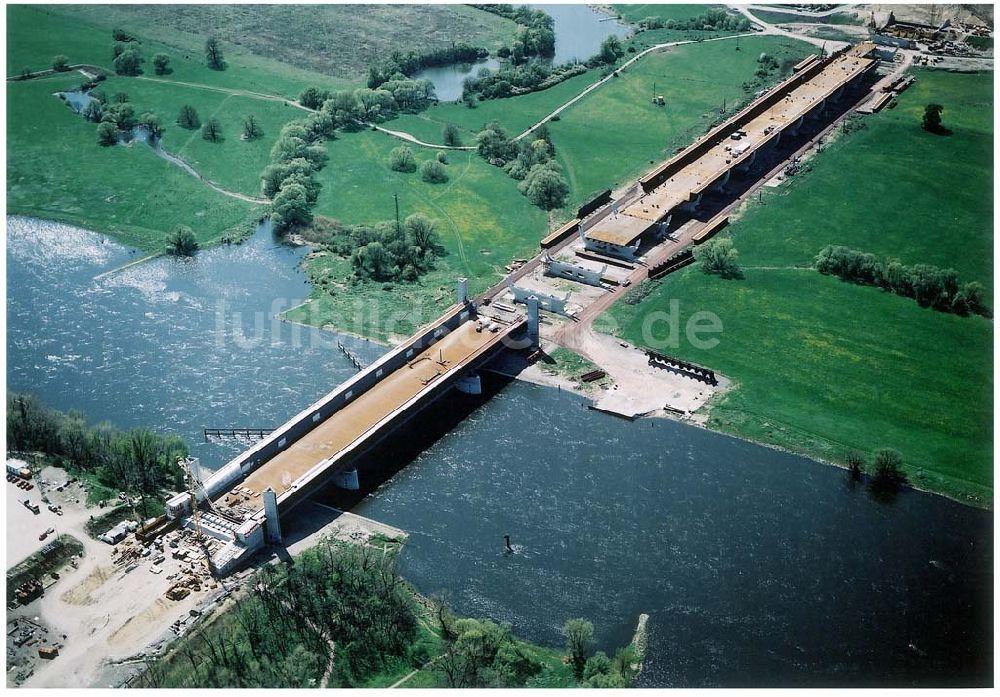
[
  {"x1": 604, "y1": 69, "x2": 994, "y2": 506},
  {"x1": 388, "y1": 69, "x2": 602, "y2": 144},
  {"x1": 44, "y1": 4, "x2": 519, "y2": 84},
  {"x1": 7, "y1": 75, "x2": 263, "y2": 251},
  {"x1": 95, "y1": 75, "x2": 304, "y2": 196},
  {"x1": 284, "y1": 128, "x2": 549, "y2": 341},
  {"x1": 548, "y1": 36, "x2": 813, "y2": 206},
  {"x1": 749, "y1": 9, "x2": 864, "y2": 25},
  {"x1": 7, "y1": 5, "x2": 354, "y2": 99}
]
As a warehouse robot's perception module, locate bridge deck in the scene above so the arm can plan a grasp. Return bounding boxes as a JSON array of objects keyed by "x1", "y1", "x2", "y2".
[
  {"x1": 587, "y1": 44, "x2": 877, "y2": 246},
  {"x1": 216, "y1": 319, "x2": 515, "y2": 515}
]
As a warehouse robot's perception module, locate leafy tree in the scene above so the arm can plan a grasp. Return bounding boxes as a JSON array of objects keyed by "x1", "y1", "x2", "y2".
[
  {"x1": 351, "y1": 240, "x2": 395, "y2": 281},
  {"x1": 298, "y1": 86, "x2": 331, "y2": 110},
  {"x1": 519, "y1": 163, "x2": 568, "y2": 210},
  {"x1": 152, "y1": 53, "x2": 171, "y2": 75},
  {"x1": 112, "y1": 28, "x2": 137, "y2": 42},
  {"x1": 113, "y1": 48, "x2": 143, "y2": 76},
  {"x1": 443, "y1": 122, "x2": 461, "y2": 147},
  {"x1": 83, "y1": 100, "x2": 104, "y2": 123},
  {"x1": 167, "y1": 226, "x2": 199, "y2": 256},
  {"x1": 139, "y1": 112, "x2": 164, "y2": 141},
  {"x1": 562, "y1": 618, "x2": 593, "y2": 677},
  {"x1": 405, "y1": 213, "x2": 441, "y2": 254},
  {"x1": 583, "y1": 651, "x2": 612, "y2": 681},
  {"x1": 96, "y1": 121, "x2": 119, "y2": 146},
  {"x1": 870, "y1": 448, "x2": 906, "y2": 495},
  {"x1": 436, "y1": 150, "x2": 448, "y2": 164},
  {"x1": 20, "y1": 66, "x2": 32, "y2": 80},
  {"x1": 205, "y1": 36, "x2": 225, "y2": 70},
  {"x1": 261, "y1": 158, "x2": 320, "y2": 200},
  {"x1": 113, "y1": 91, "x2": 130, "y2": 104},
  {"x1": 177, "y1": 104, "x2": 200, "y2": 129},
  {"x1": 389, "y1": 145, "x2": 417, "y2": 173},
  {"x1": 596, "y1": 35, "x2": 624, "y2": 65},
  {"x1": 201, "y1": 117, "x2": 223, "y2": 142},
  {"x1": 922, "y1": 103, "x2": 944, "y2": 133},
  {"x1": 271, "y1": 182, "x2": 313, "y2": 231},
  {"x1": 103, "y1": 102, "x2": 137, "y2": 130},
  {"x1": 420, "y1": 159, "x2": 448, "y2": 184},
  {"x1": 698, "y1": 237, "x2": 742, "y2": 279},
  {"x1": 846, "y1": 451, "x2": 865, "y2": 481},
  {"x1": 52, "y1": 55, "x2": 70, "y2": 72},
  {"x1": 112, "y1": 42, "x2": 127, "y2": 60},
  {"x1": 242, "y1": 114, "x2": 263, "y2": 140}
]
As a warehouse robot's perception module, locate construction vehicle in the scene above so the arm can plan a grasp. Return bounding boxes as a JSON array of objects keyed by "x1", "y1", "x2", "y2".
[{"x1": 652, "y1": 95, "x2": 665, "y2": 106}]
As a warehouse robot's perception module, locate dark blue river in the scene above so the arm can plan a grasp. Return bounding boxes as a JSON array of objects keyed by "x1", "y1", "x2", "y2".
[{"x1": 6, "y1": 216, "x2": 993, "y2": 687}]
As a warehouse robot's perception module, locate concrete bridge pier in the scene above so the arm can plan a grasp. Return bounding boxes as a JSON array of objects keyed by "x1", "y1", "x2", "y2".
[
  {"x1": 809, "y1": 98, "x2": 828, "y2": 119},
  {"x1": 456, "y1": 371, "x2": 483, "y2": 395},
  {"x1": 710, "y1": 169, "x2": 732, "y2": 194},
  {"x1": 456, "y1": 277, "x2": 469, "y2": 305},
  {"x1": 786, "y1": 116, "x2": 805, "y2": 137},
  {"x1": 831, "y1": 86, "x2": 845, "y2": 103},
  {"x1": 736, "y1": 150, "x2": 757, "y2": 174},
  {"x1": 332, "y1": 468, "x2": 360, "y2": 490},
  {"x1": 681, "y1": 193, "x2": 703, "y2": 212},
  {"x1": 263, "y1": 488, "x2": 282, "y2": 543},
  {"x1": 526, "y1": 296, "x2": 540, "y2": 350}
]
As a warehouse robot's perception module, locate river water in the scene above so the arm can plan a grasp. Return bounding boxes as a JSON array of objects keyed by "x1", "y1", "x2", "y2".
[{"x1": 6, "y1": 216, "x2": 993, "y2": 686}]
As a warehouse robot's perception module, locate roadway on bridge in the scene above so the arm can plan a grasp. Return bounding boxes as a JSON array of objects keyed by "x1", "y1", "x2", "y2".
[{"x1": 220, "y1": 318, "x2": 517, "y2": 513}]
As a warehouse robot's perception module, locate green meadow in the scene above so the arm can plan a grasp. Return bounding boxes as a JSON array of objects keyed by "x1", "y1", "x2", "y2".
[
  {"x1": 7, "y1": 75, "x2": 262, "y2": 251},
  {"x1": 604, "y1": 69, "x2": 994, "y2": 506}
]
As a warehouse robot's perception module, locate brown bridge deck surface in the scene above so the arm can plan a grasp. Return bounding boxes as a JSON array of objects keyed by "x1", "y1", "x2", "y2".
[{"x1": 231, "y1": 319, "x2": 515, "y2": 508}]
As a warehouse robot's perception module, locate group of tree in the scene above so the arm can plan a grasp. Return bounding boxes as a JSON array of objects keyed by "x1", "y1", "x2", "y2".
[
  {"x1": 562, "y1": 618, "x2": 640, "y2": 688},
  {"x1": 476, "y1": 122, "x2": 568, "y2": 210},
  {"x1": 6, "y1": 392, "x2": 188, "y2": 514},
  {"x1": 462, "y1": 60, "x2": 587, "y2": 101},
  {"x1": 262, "y1": 113, "x2": 341, "y2": 231},
  {"x1": 847, "y1": 448, "x2": 908, "y2": 499},
  {"x1": 637, "y1": 8, "x2": 751, "y2": 32},
  {"x1": 166, "y1": 225, "x2": 199, "y2": 256},
  {"x1": 87, "y1": 90, "x2": 164, "y2": 147},
  {"x1": 52, "y1": 55, "x2": 71, "y2": 72},
  {"x1": 137, "y1": 540, "x2": 421, "y2": 687},
  {"x1": 298, "y1": 79, "x2": 435, "y2": 126},
  {"x1": 815, "y1": 244, "x2": 988, "y2": 316},
  {"x1": 152, "y1": 53, "x2": 171, "y2": 75},
  {"x1": 697, "y1": 237, "x2": 743, "y2": 279},
  {"x1": 474, "y1": 5, "x2": 556, "y2": 61},
  {"x1": 366, "y1": 43, "x2": 489, "y2": 90}
]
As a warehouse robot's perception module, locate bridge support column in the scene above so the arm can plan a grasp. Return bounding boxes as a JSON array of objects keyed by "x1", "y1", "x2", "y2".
[
  {"x1": 809, "y1": 98, "x2": 827, "y2": 119},
  {"x1": 526, "y1": 296, "x2": 540, "y2": 350},
  {"x1": 456, "y1": 277, "x2": 468, "y2": 305},
  {"x1": 710, "y1": 169, "x2": 731, "y2": 193},
  {"x1": 333, "y1": 468, "x2": 360, "y2": 491},
  {"x1": 263, "y1": 488, "x2": 282, "y2": 544},
  {"x1": 736, "y1": 150, "x2": 757, "y2": 174},
  {"x1": 787, "y1": 116, "x2": 804, "y2": 137},
  {"x1": 456, "y1": 371, "x2": 482, "y2": 395}
]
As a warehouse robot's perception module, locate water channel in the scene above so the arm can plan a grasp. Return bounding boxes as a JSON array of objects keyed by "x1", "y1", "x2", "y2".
[{"x1": 6, "y1": 216, "x2": 992, "y2": 687}]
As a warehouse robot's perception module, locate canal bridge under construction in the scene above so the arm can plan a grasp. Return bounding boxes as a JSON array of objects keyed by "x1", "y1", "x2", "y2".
[{"x1": 162, "y1": 41, "x2": 882, "y2": 576}]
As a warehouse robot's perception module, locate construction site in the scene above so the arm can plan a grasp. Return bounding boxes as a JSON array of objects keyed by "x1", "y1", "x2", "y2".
[{"x1": 107, "y1": 41, "x2": 889, "y2": 585}]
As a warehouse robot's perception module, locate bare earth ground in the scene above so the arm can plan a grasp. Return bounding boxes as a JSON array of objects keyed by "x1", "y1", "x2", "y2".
[{"x1": 6, "y1": 466, "x2": 407, "y2": 688}]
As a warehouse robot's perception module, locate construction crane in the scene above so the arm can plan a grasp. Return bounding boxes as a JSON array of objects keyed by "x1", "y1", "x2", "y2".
[{"x1": 177, "y1": 456, "x2": 206, "y2": 542}]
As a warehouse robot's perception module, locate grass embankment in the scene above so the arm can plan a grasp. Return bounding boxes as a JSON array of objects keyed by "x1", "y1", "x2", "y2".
[
  {"x1": 539, "y1": 347, "x2": 609, "y2": 393},
  {"x1": 48, "y1": 3, "x2": 519, "y2": 83},
  {"x1": 748, "y1": 9, "x2": 864, "y2": 25},
  {"x1": 547, "y1": 36, "x2": 814, "y2": 207},
  {"x1": 604, "y1": 69, "x2": 993, "y2": 506},
  {"x1": 141, "y1": 536, "x2": 595, "y2": 688}
]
